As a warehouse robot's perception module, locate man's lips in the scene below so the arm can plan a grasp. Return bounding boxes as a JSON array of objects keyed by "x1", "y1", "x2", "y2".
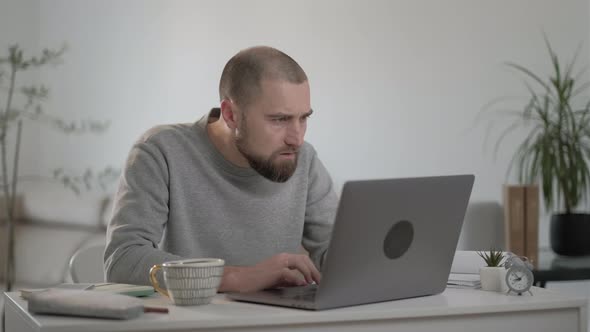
[
  {"x1": 279, "y1": 150, "x2": 298, "y2": 155},
  {"x1": 278, "y1": 151, "x2": 298, "y2": 158}
]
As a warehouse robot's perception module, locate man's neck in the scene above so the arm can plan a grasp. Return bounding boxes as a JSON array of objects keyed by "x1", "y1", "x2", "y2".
[{"x1": 206, "y1": 112, "x2": 250, "y2": 168}]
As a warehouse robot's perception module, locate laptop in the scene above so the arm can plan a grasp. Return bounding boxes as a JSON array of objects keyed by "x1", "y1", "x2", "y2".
[{"x1": 227, "y1": 174, "x2": 475, "y2": 310}]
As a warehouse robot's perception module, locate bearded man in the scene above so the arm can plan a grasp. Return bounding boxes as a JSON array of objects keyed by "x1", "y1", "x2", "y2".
[{"x1": 104, "y1": 46, "x2": 338, "y2": 292}]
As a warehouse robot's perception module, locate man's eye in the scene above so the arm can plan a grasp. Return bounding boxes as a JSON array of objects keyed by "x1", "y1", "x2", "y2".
[{"x1": 273, "y1": 117, "x2": 288, "y2": 122}]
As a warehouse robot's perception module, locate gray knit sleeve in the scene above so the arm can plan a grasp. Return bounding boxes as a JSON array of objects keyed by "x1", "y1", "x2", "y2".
[
  {"x1": 104, "y1": 141, "x2": 183, "y2": 285},
  {"x1": 302, "y1": 150, "x2": 338, "y2": 270}
]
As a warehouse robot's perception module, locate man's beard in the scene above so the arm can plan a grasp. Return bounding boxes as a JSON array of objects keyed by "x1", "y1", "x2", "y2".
[{"x1": 235, "y1": 126, "x2": 298, "y2": 183}]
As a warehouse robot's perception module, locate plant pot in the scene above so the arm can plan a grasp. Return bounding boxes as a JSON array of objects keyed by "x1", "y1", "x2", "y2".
[
  {"x1": 550, "y1": 213, "x2": 590, "y2": 256},
  {"x1": 479, "y1": 267, "x2": 507, "y2": 292}
]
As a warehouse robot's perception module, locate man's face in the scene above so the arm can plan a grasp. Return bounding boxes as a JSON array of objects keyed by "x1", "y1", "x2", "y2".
[{"x1": 235, "y1": 79, "x2": 312, "y2": 183}]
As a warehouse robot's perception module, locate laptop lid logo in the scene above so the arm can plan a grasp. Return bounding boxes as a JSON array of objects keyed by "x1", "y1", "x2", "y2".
[{"x1": 383, "y1": 220, "x2": 414, "y2": 259}]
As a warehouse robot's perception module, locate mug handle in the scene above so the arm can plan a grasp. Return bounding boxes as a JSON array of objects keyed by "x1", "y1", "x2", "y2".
[{"x1": 149, "y1": 264, "x2": 169, "y2": 297}]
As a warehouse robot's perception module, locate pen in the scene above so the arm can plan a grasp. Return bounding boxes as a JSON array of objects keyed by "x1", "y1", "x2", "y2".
[{"x1": 144, "y1": 306, "x2": 169, "y2": 314}]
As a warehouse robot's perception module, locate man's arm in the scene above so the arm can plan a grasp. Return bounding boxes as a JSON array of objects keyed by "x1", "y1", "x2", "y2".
[
  {"x1": 302, "y1": 150, "x2": 339, "y2": 270},
  {"x1": 104, "y1": 141, "x2": 182, "y2": 285}
]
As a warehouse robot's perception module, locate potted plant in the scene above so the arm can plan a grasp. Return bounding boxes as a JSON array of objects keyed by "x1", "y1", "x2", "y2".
[
  {"x1": 0, "y1": 45, "x2": 118, "y2": 294},
  {"x1": 477, "y1": 249, "x2": 506, "y2": 292},
  {"x1": 490, "y1": 35, "x2": 590, "y2": 256}
]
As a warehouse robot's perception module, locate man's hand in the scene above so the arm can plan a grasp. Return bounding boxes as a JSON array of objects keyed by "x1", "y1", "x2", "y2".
[{"x1": 218, "y1": 253, "x2": 321, "y2": 293}]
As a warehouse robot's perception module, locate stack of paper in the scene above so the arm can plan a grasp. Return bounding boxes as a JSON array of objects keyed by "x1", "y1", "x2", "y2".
[
  {"x1": 447, "y1": 251, "x2": 493, "y2": 289},
  {"x1": 447, "y1": 273, "x2": 481, "y2": 289}
]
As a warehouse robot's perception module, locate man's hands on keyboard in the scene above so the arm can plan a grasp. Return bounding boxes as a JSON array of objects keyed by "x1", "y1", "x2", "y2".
[{"x1": 219, "y1": 253, "x2": 321, "y2": 293}]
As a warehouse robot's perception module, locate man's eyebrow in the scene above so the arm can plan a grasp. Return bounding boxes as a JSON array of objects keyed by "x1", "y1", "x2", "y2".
[
  {"x1": 266, "y1": 109, "x2": 314, "y2": 118},
  {"x1": 266, "y1": 113, "x2": 292, "y2": 118},
  {"x1": 296, "y1": 109, "x2": 314, "y2": 117}
]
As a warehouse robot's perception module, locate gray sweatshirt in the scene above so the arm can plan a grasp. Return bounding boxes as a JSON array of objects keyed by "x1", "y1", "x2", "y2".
[{"x1": 104, "y1": 109, "x2": 338, "y2": 285}]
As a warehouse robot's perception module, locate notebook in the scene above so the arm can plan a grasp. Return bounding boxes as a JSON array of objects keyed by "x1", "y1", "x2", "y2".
[{"x1": 20, "y1": 283, "x2": 155, "y2": 300}]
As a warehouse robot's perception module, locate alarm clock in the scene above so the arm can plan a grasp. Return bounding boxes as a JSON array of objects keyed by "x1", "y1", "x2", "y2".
[{"x1": 504, "y1": 255, "x2": 534, "y2": 296}]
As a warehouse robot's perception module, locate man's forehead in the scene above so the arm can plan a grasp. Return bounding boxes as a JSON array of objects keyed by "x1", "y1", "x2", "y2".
[
  {"x1": 258, "y1": 78, "x2": 309, "y2": 94},
  {"x1": 250, "y1": 80, "x2": 310, "y2": 113}
]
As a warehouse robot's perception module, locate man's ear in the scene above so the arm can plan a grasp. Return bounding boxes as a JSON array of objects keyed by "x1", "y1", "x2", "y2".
[{"x1": 220, "y1": 99, "x2": 239, "y2": 131}]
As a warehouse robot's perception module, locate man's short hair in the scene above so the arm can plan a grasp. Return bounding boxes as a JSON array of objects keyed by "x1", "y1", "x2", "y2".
[{"x1": 219, "y1": 46, "x2": 308, "y2": 107}]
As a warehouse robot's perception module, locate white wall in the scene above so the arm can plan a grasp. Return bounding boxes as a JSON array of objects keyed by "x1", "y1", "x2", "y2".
[{"x1": 7, "y1": 0, "x2": 590, "y2": 247}]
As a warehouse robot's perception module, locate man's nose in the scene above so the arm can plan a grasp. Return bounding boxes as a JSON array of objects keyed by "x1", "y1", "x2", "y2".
[{"x1": 285, "y1": 121, "x2": 305, "y2": 147}]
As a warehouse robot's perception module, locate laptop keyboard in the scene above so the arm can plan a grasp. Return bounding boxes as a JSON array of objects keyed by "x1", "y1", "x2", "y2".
[{"x1": 270, "y1": 284, "x2": 318, "y2": 302}]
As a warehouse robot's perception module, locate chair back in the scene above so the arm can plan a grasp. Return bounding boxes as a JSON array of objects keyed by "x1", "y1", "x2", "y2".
[{"x1": 69, "y1": 243, "x2": 105, "y2": 283}]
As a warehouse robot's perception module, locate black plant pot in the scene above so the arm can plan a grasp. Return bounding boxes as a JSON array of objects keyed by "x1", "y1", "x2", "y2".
[{"x1": 550, "y1": 213, "x2": 590, "y2": 256}]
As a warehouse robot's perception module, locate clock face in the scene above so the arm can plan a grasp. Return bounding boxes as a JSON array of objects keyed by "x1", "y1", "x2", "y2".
[{"x1": 505, "y1": 266, "x2": 533, "y2": 294}]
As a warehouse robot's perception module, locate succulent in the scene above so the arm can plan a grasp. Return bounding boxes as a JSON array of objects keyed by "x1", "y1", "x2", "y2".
[{"x1": 477, "y1": 249, "x2": 506, "y2": 267}]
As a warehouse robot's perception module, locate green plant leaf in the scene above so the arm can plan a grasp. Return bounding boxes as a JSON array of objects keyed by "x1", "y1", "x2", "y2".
[
  {"x1": 505, "y1": 62, "x2": 550, "y2": 92},
  {"x1": 489, "y1": 36, "x2": 590, "y2": 213},
  {"x1": 477, "y1": 249, "x2": 505, "y2": 267}
]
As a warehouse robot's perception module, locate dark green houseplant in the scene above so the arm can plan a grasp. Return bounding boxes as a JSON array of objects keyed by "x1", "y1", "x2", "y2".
[{"x1": 493, "y1": 36, "x2": 590, "y2": 256}]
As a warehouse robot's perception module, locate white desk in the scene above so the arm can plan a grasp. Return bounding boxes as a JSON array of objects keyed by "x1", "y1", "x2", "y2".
[{"x1": 4, "y1": 287, "x2": 588, "y2": 332}]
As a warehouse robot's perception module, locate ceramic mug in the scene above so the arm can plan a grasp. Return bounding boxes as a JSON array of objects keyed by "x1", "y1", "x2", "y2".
[{"x1": 149, "y1": 258, "x2": 225, "y2": 305}]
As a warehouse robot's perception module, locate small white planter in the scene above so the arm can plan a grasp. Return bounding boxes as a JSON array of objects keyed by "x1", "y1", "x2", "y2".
[{"x1": 479, "y1": 267, "x2": 507, "y2": 292}]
